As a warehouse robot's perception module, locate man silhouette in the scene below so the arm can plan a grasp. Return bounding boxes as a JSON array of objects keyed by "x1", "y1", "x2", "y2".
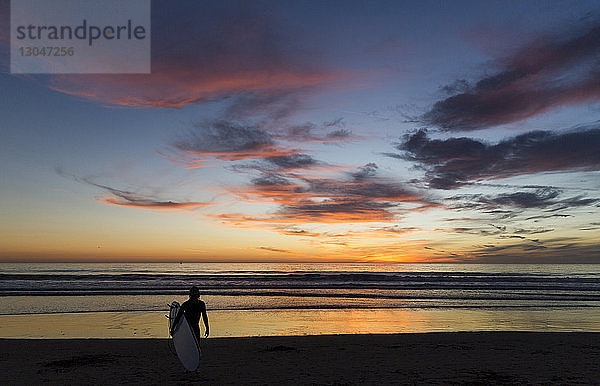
[{"x1": 171, "y1": 286, "x2": 209, "y2": 342}]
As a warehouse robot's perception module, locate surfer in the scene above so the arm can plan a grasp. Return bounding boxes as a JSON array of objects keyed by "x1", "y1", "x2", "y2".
[{"x1": 171, "y1": 286, "x2": 210, "y2": 342}]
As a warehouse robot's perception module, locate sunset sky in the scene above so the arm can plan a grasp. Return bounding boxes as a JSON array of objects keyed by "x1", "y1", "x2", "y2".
[{"x1": 1, "y1": 0, "x2": 599, "y2": 263}]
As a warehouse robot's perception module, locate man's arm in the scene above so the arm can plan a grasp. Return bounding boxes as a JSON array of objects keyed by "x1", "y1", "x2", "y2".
[
  {"x1": 201, "y1": 303, "x2": 209, "y2": 338},
  {"x1": 170, "y1": 306, "x2": 184, "y2": 335}
]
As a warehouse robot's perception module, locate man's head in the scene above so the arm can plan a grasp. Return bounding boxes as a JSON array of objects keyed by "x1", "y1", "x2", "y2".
[{"x1": 189, "y1": 286, "x2": 200, "y2": 299}]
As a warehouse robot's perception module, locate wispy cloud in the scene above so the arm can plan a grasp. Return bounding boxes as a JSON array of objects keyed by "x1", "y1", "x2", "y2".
[
  {"x1": 257, "y1": 246, "x2": 293, "y2": 254},
  {"x1": 98, "y1": 194, "x2": 210, "y2": 211},
  {"x1": 57, "y1": 169, "x2": 210, "y2": 211},
  {"x1": 423, "y1": 24, "x2": 600, "y2": 131}
]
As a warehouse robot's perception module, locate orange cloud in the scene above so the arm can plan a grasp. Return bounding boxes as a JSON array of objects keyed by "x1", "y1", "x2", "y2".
[
  {"x1": 201, "y1": 165, "x2": 439, "y2": 244},
  {"x1": 57, "y1": 169, "x2": 212, "y2": 212},
  {"x1": 38, "y1": 4, "x2": 349, "y2": 110},
  {"x1": 48, "y1": 70, "x2": 342, "y2": 109},
  {"x1": 99, "y1": 197, "x2": 212, "y2": 211}
]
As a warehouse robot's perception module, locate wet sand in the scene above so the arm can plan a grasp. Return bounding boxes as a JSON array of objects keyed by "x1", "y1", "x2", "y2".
[{"x1": 2, "y1": 332, "x2": 599, "y2": 385}]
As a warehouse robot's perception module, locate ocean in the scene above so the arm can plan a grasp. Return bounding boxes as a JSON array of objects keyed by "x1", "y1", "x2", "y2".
[{"x1": 1, "y1": 262, "x2": 599, "y2": 338}]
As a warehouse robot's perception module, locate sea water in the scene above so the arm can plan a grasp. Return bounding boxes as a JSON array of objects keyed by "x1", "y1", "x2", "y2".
[{"x1": 1, "y1": 262, "x2": 599, "y2": 338}]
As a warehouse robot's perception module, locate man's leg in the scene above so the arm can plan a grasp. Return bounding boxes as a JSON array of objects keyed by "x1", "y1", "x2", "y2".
[{"x1": 192, "y1": 325, "x2": 201, "y2": 345}]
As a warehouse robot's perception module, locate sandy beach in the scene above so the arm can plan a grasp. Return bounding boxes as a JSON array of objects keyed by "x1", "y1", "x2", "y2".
[{"x1": 2, "y1": 332, "x2": 599, "y2": 385}]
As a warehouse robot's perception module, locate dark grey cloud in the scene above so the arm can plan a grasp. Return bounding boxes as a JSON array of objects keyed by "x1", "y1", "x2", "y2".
[
  {"x1": 547, "y1": 195, "x2": 600, "y2": 211},
  {"x1": 274, "y1": 123, "x2": 355, "y2": 143},
  {"x1": 423, "y1": 246, "x2": 460, "y2": 257},
  {"x1": 241, "y1": 163, "x2": 435, "y2": 223},
  {"x1": 524, "y1": 213, "x2": 571, "y2": 221},
  {"x1": 324, "y1": 117, "x2": 345, "y2": 128},
  {"x1": 486, "y1": 189, "x2": 560, "y2": 208},
  {"x1": 448, "y1": 189, "x2": 597, "y2": 214},
  {"x1": 444, "y1": 224, "x2": 554, "y2": 247},
  {"x1": 250, "y1": 173, "x2": 295, "y2": 187},
  {"x1": 423, "y1": 24, "x2": 600, "y2": 131},
  {"x1": 264, "y1": 153, "x2": 320, "y2": 170},
  {"x1": 393, "y1": 126, "x2": 600, "y2": 189},
  {"x1": 258, "y1": 246, "x2": 292, "y2": 254},
  {"x1": 469, "y1": 241, "x2": 600, "y2": 263},
  {"x1": 301, "y1": 164, "x2": 423, "y2": 203},
  {"x1": 278, "y1": 199, "x2": 397, "y2": 222},
  {"x1": 173, "y1": 118, "x2": 353, "y2": 169},
  {"x1": 350, "y1": 163, "x2": 378, "y2": 181},
  {"x1": 499, "y1": 234, "x2": 528, "y2": 240},
  {"x1": 446, "y1": 227, "x2": 504, "y2": 236},
  {"x1": 326, "y1": 129, "x2": 353, "y2": 139},
  {"x1": 174, "y1": 120, "x2": 274, "y2": 156}
]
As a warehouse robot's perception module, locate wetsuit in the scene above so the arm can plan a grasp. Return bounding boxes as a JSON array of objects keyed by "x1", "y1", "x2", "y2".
[{"x1": 173, "y1": 298, "x2": 207, "y2": 342}]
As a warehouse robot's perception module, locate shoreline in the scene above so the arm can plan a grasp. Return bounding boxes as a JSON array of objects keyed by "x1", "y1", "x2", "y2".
[
  {"x1": 2, "y1": 308, "x2": 600, "y2": 339},
  {"x1": 3, "y1": 332, "x2": 600, "y2": 384}
]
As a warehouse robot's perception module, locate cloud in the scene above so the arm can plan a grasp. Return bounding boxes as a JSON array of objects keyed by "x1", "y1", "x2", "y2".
[
  {"x1": 263, "y1": 153, "x2": 320, "y2": 170},
  {"x1": 447, "y1": 189, "x2": 598, "y2": 214},
  {"x1": 277, "y1": 199, "x2": 397, "y2": 223},
  {"x1": 271, "y1": 225, "x2": 422, "y2": 241},
  {"x1": 98, "y1": 187, "x2": 210, "y2": 210},
  {"x1": 393, "y1": 126, "x2": 600, "y2": 189},
  {"x1": 171, "y1": 119, "x2": 355, "y2": 168},
  {"x1": 513, "y1": 227, "x2": 554, "y2": 235},
  {"x1": 35, "y1": 2, "x2": 345, "y2": 111},
  {"x1": 423, "y1": 24, "x2": 600, "y2": 131},
  {"x1": 440, "y1": 224, "x2": 554, "y2": 248},
  {"x1": 257, "y1": 246, "x2": 292, "y2": 254},
  {"x1": 324, "y1": 117, "x2": 345, "y2": 128},
  {"x1": 443, "y1": 226, "x2": 504, "y2": 236},
  {"x1": 466, "y1": 240, "x2": 600, "y2": 263},
  {"x1": 274, "y1": 123, "x2": 356, "y2": 144},
  {"x1": 482, "y1": 189, "x2": 560, "y2": 208},
  {"x1": 375, "y1": 226, "x2": 420, "y2": 234},
  {"x1": 98, "y1": 193, "x2": 210, "y2": 210},
  {"x1": 278, "y1": 227, "x2": 323, "y2": 238},
  {"x1": 57, "y1": 169, "x2": 209, "y2": 211},
  {"x1": 441, "y1": 222, "x2": 556, "y2": 246},
  {"x1": 171, "y1": 120, "x2": 298, "y2": 167},
  {"x1": 230, "y1": 163, "x2": 436, "y2": 224}
]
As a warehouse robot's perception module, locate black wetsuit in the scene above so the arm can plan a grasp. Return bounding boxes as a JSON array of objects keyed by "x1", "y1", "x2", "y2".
[{"x1": 173, "y1": 298, "x2": 206, "y2": 342}]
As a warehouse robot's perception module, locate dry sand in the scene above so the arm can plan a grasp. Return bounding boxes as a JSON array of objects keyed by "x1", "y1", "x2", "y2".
[{"x1": 2, "y1": 332, "x2": 599, "y2": 385}]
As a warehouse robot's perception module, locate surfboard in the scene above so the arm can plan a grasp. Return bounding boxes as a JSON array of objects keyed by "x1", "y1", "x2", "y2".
[{"x1": 169, "y1": 301, "x2": 201, "y2": 371}]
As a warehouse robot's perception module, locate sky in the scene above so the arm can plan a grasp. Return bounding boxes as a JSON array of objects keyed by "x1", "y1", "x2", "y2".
[{"x1": 1, "y1": 0, "x2": 599, "y2": 263}]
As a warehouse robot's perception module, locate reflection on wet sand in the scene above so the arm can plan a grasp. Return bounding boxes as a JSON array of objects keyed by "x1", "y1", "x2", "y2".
[{"x1": 1, "y1": 308, "x2": 599, "y2": 338}]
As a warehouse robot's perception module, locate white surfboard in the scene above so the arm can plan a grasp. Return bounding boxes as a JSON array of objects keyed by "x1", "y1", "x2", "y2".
[{"x1": 169, "y1": 301, "x2": 201, "y2": 371}]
